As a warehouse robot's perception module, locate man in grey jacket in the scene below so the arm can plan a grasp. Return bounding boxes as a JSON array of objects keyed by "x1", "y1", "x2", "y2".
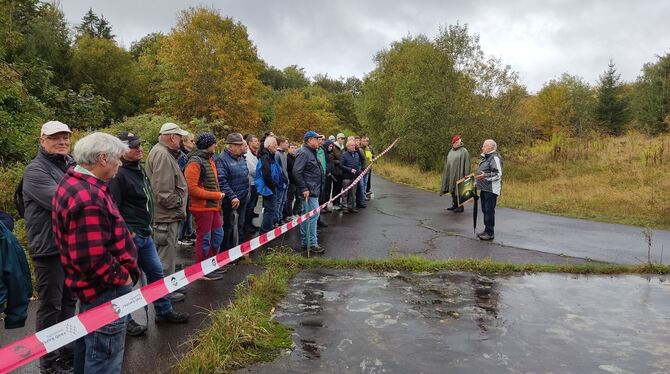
[
  {"x1": 475, "y1": 139, "x2": 503, "y2": 241},
  {"x1": 23, "y1": 121, "x2": 77, "y2": 372},
  {"x1": 145, "y1": 123, "x2": 189, "y2": 290}
]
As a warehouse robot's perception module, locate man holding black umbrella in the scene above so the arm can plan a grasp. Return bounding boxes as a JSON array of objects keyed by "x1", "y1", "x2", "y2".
[{"x1": 475, "y1": 139, "x2": 503, "y2": 241}]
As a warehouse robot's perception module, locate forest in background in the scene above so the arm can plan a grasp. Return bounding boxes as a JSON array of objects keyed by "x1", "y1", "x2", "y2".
[{"x1": 2, "y1": 1, "x2": 670, "y2": 223}]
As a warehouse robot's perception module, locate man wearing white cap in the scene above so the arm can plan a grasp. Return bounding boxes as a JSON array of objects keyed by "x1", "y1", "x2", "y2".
[
  {"x1": 145, "y1": 123, "x2": 189, "y2": 297},
  {"x1": 22, "y1": 120, "x2": 78, "y2": 372}
]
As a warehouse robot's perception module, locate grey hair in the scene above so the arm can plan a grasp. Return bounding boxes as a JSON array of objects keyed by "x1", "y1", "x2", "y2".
[
  {"x1": 73, "y1": 132, "x2": 128, "y2": 165},
  {"x1": 484, "y1": 139, "x2": 497, "y2": 151},
  {"x1": 264, "y1": 136, "x2": 277, "y2": 148}
]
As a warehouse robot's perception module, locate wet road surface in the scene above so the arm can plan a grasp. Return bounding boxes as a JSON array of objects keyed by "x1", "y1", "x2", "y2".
[
  {"x1": 239, "y1": 268, "x2": 670, "y2": 374},
  {"x1": 3, "y1": 176, "x2": 668, "y2": 372}
]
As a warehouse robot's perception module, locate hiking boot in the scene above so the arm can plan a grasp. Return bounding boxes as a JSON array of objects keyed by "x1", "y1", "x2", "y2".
[
  {"x1": 301, "y1": 245, "x2": 325, "y2": 254},
  {"x1": 202, "y1": 272, "x2": 223, "y2": 281},
  {"x1": 168, "y1": 292, "x2": 185, "y2": 302},
  {"x1": 155, "y1": 310, "x2": 190, "y2": 324},
  {"x1": 477, "y1": 232, "x2": 494, "y2": 241},
  {"x1": 446, "y1": 206, "x2": 456, "y2": 211},
  {"x1": 453, "y1": 207, "x2": 464, "y2": 213},
  {"x1": 212, "y1": 267, "x2": 228, "y2": 275},
  {"x1": 349, "y1": 208, "x2": 359, "y2": 213},
  {"x1": 126, "y1": 319, "x2": 147, "y2": 336}
]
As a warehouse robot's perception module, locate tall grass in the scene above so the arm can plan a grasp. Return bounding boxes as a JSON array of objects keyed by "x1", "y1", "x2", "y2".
[{"x1": 375, "y1": 132, "x2": 670, "y2": 229}]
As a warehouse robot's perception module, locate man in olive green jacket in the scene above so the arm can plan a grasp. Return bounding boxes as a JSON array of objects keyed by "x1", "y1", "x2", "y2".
[
  {"x1": 440, "y1": 135, "x2": 470, "y2": 213},
  {"x1": 145, "y1": 123, "x2": 189, "y2": 276}
]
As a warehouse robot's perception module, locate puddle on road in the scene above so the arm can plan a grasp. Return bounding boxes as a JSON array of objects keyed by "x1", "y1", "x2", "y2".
[{"x1": 239, "y1": 269, "x2": 670, "y2": 374}]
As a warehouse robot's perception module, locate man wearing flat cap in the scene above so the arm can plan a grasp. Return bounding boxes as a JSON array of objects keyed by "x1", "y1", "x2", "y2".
[
  {"x1": 215, "y1": 133, "x2": 250, "y2": 250},
  {"x1": 145, "y1": 123, "x2": 189, "y2": 286}
]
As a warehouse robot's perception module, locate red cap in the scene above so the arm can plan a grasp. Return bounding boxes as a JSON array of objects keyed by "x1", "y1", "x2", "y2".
[{"x1": 451, "y1": 135, "x2": 461, "y2": 144}]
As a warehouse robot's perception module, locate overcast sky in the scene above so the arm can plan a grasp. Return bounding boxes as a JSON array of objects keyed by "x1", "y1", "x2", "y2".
[{"x1": 60, "y1": 0, "x2": 670, "y2": 92}]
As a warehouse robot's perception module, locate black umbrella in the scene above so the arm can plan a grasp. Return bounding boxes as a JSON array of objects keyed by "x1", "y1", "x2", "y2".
[
  {"x1": 472, "y1": 192, "x2": 479, "y2": 235},
  {"x1": 232, "y1": 209, "x2": 239, "y2": 247}
]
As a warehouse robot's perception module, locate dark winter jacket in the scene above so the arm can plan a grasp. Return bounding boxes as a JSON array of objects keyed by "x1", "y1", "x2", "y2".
[
  {"x1": 216, "y1": 148, "x2": 250, "y2": 201},
  {"x1": 324, "y1": 141, "x2": 336, "y2": 176},
  {"x1": 23, "y1": 148, "x2": 74, "y2": 258},
  {"x1": 293, "y1": 145, "x2": 323, "y2": 197},
  {"x1": 287, "y1": 153, "x2": 297, "y2": 184},
  {"x1": 0, "y1": 221, "x2": 32, "y2": 329},
  {"x1": 256, "y1": 148, "x2": 286, "y2": 195},
  {"x1": 340, "y1": 150, "x2": 362, "y2": 180},
  {"x1": 108, "y1": 158, "x2": 154, "y2": 237},
  {"x1": 332, "y1": 143, "x2": 344, "y2": 177}
]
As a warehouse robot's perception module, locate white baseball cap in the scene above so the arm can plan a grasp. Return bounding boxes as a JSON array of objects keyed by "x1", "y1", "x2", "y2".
[
  {"x1": 159, "y1": 122, "x2": 189, "y2": 136},
  {"x1": 41, "y1": 121, "x2": 72, "y2": 136}
]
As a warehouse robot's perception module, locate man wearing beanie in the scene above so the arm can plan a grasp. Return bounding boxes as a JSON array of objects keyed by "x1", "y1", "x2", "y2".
[
  {"x1": 440, "y1": 135, "x2": 470, "y2": 213},
  {"x1": 184, "y1": 133, "x2": 225, "y2": 280}
]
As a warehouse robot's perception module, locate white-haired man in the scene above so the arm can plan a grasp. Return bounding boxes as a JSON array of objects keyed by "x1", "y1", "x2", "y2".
[
  {"x1": 475, "y1": 139, "x2": 503, "y2": 241},
  {"x1": 52, "y1": 132, "x2": 140, "y2": 374}
]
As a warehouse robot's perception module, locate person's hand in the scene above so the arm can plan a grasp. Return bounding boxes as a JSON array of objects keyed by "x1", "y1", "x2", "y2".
[
  {"x1": 351, "y1": 168, "x2": 356, "y2": 174},
  {"x1": 474, "y1": 172, "x2": 486, "y2": 180},
  {"x1": 125, "y1": 273, "x2": 133, "y2": 286},
  {"x1": 302, "y1": 190, "x2": 310, "y2": 199},
  {"x1": 231, "y1": 198, "x2": 240, "y2": 209},
  {"x1": 220, "y1": 192, "x2": 226, "y2": 200}
]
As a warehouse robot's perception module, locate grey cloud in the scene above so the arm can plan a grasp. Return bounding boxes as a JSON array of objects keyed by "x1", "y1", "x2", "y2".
[{"x1": 60, "y1": 0, "x2": 670, "y2": 92}]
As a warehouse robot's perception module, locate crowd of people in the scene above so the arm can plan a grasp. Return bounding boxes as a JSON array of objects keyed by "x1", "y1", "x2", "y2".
[{"x1": 5, "y1": 120, "x2": 375, "y2": 374}]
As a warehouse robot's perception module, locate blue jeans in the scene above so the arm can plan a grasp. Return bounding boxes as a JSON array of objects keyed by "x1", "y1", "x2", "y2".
[
  {"x1": 179, "y1": 210, "x2": 193, "y2": 239},
  {"x1": 274, "y1": 188, "x2": 287, "y2": 223},
  {"x1": 357, "y1": 173, "x2": 367, "y2": 206},
  {"x1": 260, "y1": 194, "x2": 276, "y2": 233},
  {"x1": 74, "y1": 285, "x2": 132, "y2": 374},
  {"x1": 133, "y1": 235, "x2": 171, "y2": 314},
  {"x1": 300, "y1": 196, "x2": 320, "y2": 247}
]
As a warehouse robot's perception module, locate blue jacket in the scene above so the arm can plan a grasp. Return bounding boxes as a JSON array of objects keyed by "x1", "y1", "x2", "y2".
[
  {"x1": 340, "y1": 150, "x2": 362, "y2": 179},
  {"x1": 0, "y1": 222, "x2": 33, "y2": 329},
  {"x1": 293, "y1": 145, "x2": 323, "y2": 197},
  {"x1": 215, "y1": 149, "x2": 250, "y2": 201},
  {"x1": 255, "y1": 149, "x2": 286, "y2": 197}
]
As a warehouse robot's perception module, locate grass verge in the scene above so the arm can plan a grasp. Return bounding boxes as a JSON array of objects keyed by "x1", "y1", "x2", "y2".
[
  {"x1": 175, "y1": 257, "x2": 300, "y2": 373},
  {"x1": 176, "y1": 250, "x2": 670, "y2": 372}
]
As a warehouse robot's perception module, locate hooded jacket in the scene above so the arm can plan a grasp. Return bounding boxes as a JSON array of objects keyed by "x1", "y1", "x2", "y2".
[{"x1": 23, "y1": 148, "x2": 74, "y2": 258}]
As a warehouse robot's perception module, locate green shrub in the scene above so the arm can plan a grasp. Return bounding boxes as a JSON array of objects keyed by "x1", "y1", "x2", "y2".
[{"x1": 0, "y1": 163, "x2": 26, "y2": 218}]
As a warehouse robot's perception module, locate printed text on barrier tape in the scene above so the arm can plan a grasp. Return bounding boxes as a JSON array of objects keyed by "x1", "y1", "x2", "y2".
[{"x1": 0, "y1": 139, "x2": 399, "y2": 373}]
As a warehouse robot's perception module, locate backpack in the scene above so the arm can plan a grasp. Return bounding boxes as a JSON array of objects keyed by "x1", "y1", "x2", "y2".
[
  {"x1": 254, "y1": 157, "x2": 286, "y2": 196},
  {"x1": 13, "y1": 177, "x2": 25, "y2": 219}
]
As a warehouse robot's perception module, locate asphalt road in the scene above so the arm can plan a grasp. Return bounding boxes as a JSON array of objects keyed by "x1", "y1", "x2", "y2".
[{"x1": 3, "y1": 176, "x2": 668, "y2": 373}]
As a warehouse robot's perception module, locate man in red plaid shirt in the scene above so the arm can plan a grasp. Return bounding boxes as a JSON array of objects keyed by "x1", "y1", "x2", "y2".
[{"x1": 52, "y1": 132, "x2": 139, "y2": 374}]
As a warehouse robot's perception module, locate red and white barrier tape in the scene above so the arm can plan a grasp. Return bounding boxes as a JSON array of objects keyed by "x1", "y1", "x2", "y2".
[{"x1": 0, "y1": 138, "x2": 399, "y2": 373}]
